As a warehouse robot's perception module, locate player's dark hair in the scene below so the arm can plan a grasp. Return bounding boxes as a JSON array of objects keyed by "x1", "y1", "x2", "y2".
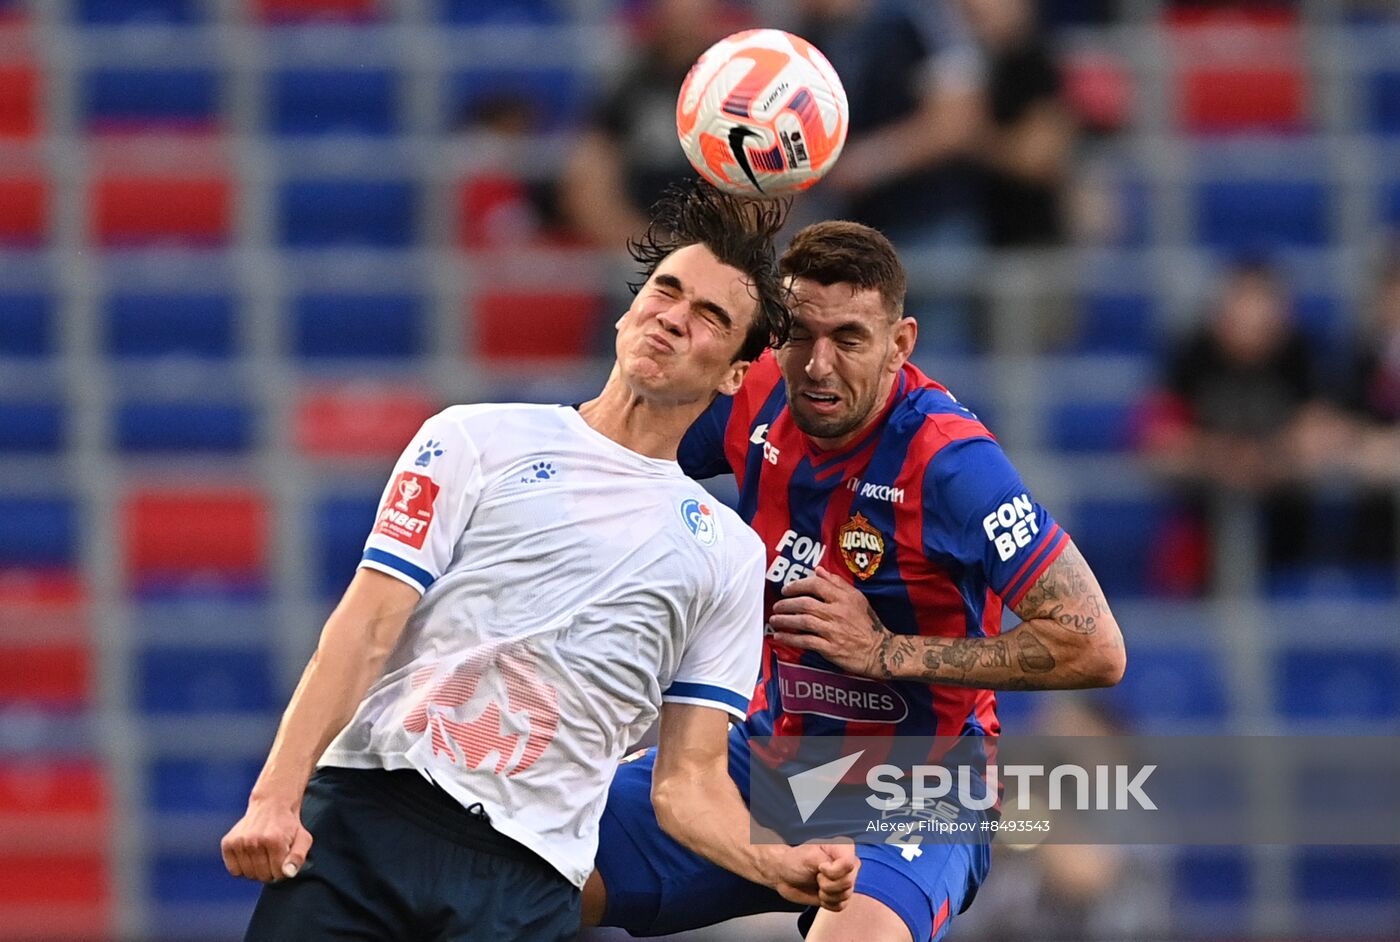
[
  {"x1": 780, "y1": 221, "x2": 907, "y2": 318},
  {"x1": 628, "y1": 181, "x2": 793, "y2": 362}
]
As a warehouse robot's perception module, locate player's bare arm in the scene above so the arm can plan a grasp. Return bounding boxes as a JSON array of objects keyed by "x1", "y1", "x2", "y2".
[
  {"x1": 221, "y1": 569, "x2": 420, "y2": 883},
  {"x1": 651, "y1": 702, "x2": 859, "y2": 911},
  {"x1": 770, "y1": 541, "x2": 1125, "y2": 690}
]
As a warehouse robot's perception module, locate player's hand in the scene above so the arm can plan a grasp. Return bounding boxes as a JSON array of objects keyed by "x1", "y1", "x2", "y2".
[
  {"x1": 221, "y1": 799, "x2": 312, "y2": 883},
  {"x1": 768, "y1": 843, "x2": 860, "y2": 911},
  {"x1": 771, "y1": 567, "x2": 892, "y2": 679}
]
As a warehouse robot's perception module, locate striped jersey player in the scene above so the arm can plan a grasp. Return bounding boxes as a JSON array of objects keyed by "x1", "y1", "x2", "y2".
[{"x1": 588, "y1": 222, "x2": 1124, "y2": 942}]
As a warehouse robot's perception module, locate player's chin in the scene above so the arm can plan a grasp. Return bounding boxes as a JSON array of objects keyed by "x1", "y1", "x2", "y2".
[{"x1": 791, "y1": 405, "x2": 856, "y2": 439}]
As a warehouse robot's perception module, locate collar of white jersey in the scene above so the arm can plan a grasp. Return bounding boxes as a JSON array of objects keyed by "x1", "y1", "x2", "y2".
[{"x1": 559, "y1": 405, "x2": 685, "y2": 475}]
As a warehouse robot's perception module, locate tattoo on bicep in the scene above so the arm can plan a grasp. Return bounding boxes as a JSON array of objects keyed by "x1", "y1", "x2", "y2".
[{"x1": 1013, "y1": 542, "x2": 1106, "y2": 636}]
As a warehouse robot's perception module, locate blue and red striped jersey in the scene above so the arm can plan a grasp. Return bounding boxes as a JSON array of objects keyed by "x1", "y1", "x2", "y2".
[{"x1": 679, "y1": 352, "x2": 1069, "y2": 743}]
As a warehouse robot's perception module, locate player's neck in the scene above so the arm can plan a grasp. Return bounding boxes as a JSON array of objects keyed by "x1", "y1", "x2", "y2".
[{"x1": 577, "y1": 374, "x2": 702, "y2": 461}]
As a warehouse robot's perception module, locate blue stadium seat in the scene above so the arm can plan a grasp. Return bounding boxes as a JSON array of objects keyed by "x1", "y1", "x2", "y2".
[
  {"x1": 0, "y1": 497, "x2": 76, "y2": 567},
  {"x1": 115, "y1": 400, "x2": 255, "y2": 452},
  {"x1": 149, "y1": 757, "x2": 262, "y2": 815},
  {"x1": 83, "y1": 68, "x2": 221, "y2": 127},
  {"x1": 0, "y1": 401, "x2": 65, "y2": 452},
  {"x1": 106, "y1": 293, "x2": 236, "y2": 359},
  {"x1": 1175, "y1": 848, "x2": 1250, "y2": 904},
  {"x1": 1381, "y1": 179, "x2": 1400, "y2": 230},
  {"x1": 1276, "y1": 648, "x2": 1400, "y2": 721},
  {"x1": 1367, "y1": 70, "x2": 1400, "y2": 134},
  {"x1": 1072, "y1": 293, "x2": 1158, "y2": 355},
  {"x1": 1103, "y1": 645, "x2": 1229, "y2": 728},
  {"x1": 278, "y1": 179, "x2": 416, "y2": 247},
  {"x1": 0, "y1": 294, "x2": 53, "y2": 357},
  {"x1": 439, "y1": 0, "x2": 566, "y2": 24},
  {"x1": 269, "y1": 68, "x2": 398, "y2": 136},
  {"x1": 151, "y1": 854, "x2": 261, "y2": 905},
  {"x1": 1295, "y1": 848, "x2": 1400, "y2": 904},
  {"x1": 1066, "y1": 498, "x2": 1168, "y2": 596},
  {"x1": 1293, "y1": 294, "x2": 1348, "y2": 361},
  {"x1": 1196, "y1": 179, "x2": 1330, "y2": 250},
  {"x1": 1046, "y1": 400, "x2": 1137, "y2": 452},
  {"x1": 448, "y1": 67, "x2": 585, "y2": 131},
  {"x1": 292, "y1": 293, "x2": 424, "y2": 359},
  {"x1": 315, "y1": 493, "x2": 380, "y2": 598},
  {"x1": 75, "y1": 0, "x2": 203, "y2": 23},
  {"x1": 137, "y1": 646, "x2": 276, "y2": 714}
]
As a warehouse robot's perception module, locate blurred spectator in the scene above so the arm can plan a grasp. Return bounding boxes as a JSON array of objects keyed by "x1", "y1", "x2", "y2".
[
  {"x1": 953, "y1": 697, "x2": 1171, "y2": 941},
  {"x1": 458, "y1": 92, "x2": 573, "y2": 249},
  {"x1": 560, "y1": 0, "x2": 741, "y2": 246},
  {"x1": 1140, "y1": 259, "x2": 1324, "y2": 590},
  {"x1": 963, "y1": 0, "x2": 1075, "y2": 248},
  {"x1": 795, "y1": 0, "x2": 987, "y2": 251},
  {"x1": 1295, "y1": 256, "x2": 1400, "y2": 566}
]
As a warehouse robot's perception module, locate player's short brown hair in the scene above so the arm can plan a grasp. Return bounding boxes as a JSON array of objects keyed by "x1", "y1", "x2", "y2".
[
  {"x1": 629, "y1": 182, "x2": 793, "y2": 362},
  {"x1": 780, "y1": 221, "x2": 907, "y2": 318}
]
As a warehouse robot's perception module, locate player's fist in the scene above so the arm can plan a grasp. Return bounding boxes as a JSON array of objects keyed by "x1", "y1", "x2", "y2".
[
  {"x1": 221, "y1": 800, "x2": 312, "y2": 883},
  {"x1": 769, "y1": 842, "x2": 860, "y2": 911}
]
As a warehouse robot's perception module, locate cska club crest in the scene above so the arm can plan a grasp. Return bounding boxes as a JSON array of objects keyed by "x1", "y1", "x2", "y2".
[{"x1": 838, "y1": 512, "x2": 885, "y2": 580}]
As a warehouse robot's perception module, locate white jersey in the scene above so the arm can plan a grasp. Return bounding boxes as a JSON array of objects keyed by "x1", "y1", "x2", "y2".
[{"x1": 319, "y1": 403, "x2": 765, "y2": 888}]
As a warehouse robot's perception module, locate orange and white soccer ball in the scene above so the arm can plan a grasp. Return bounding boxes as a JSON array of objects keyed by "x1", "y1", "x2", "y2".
[{"x1": 676, "y1": 28, "x2": 848, "y2": 199}]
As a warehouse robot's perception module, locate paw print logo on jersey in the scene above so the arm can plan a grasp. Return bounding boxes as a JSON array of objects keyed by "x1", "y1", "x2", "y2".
[
  {"x1": 521, "y1": 461, "x2": 556, "y2": 483},
  {"x1": 403, "y1": 645, "x2": 560, "y2": 777},
  {"x1": 680, "y1": 497, "x2": 718, "y2": 546},
  {"x1": 414, "y1": 439, "x2": 444, "y2": 468}
]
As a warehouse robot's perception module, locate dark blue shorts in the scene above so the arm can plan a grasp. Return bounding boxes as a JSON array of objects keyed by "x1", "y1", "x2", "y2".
[
  {"x1": 244, "y1": 767, "x2": 580, "y2": 942},
  {"x1": 594, "y1": 728, "x2": 990, "y2": 941}
]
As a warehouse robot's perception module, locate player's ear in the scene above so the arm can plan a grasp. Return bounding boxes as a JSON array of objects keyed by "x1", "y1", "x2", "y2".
[
  {"x1": 717, "y1": 359, "x2": 750, "y2": 396},
  {"x1": 888, "y1": 317, "x2": 917, "y2": 372}
]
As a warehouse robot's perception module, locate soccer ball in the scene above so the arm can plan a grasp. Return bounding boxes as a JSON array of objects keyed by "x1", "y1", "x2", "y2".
[{"x1": 676, "y1": 28, "x2": 848, "y2": 199}]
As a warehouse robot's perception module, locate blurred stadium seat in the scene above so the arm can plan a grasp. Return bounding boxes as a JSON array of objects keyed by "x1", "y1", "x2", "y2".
[
  {"x1": 0, "y1": 293, "x2": 52, "y2": 357},
  {"x1": 0, "y1": 401, "x2": 64, "y2": 453},
  {"x1": 0, "y1": 176, "x2": 47, "y2": 245},
  {"x1": 292, "y1": 292, "x2": 424, "y2": 360},
  {"x1": 122, "y1": 489, "x2": 267, "y2": 587},
  {"x1": 83, "y1": 68, "x2": 222, "y2": 130},
  {"x1": 105, "y1": 293, "x2": 237, "y2": 359},
  {"x1": 92, "y1": 175, "x2": 233, "y2": 246},
  {"x1": 114, "y1": 400, "x2": 255, "y2": 453},
  {"x1": 268, "y1": 68, "x2": 398, "y2": 136},
  {"x1": 277, "y1": 178, "x2": 415, "y2": 246}
]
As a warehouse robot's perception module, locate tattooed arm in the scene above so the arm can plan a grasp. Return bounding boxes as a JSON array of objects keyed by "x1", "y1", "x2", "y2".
[{"x1": 768, "y1": 541, "x2": 1125, "y2": 690}]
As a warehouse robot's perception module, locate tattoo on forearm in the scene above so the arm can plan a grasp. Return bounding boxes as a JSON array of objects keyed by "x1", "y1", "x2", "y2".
[{"x1": 1015, "y1": 629, "x2": 1056, "y2": 672}]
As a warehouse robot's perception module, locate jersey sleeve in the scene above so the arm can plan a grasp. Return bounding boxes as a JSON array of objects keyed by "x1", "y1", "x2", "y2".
[
  {"x1": 922, "y1": 437, "x2": 1069, "y2": 609},
  {"x1": 359, "y1": 409, "x2": 484, "y2": 595},
  {"x1": 663, "y1": 536, "x2": 764, "y2": 721},
  {"x1": 677, "y1": 393, "x2": 736, "y2": 480}
]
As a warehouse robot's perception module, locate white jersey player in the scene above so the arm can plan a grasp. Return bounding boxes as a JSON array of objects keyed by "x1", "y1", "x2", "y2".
[{"x1": 221, "y1": 184, "x2": 858, "y2": 942}]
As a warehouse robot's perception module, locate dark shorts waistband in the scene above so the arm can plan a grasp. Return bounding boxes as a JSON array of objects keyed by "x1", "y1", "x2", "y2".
[{"x1": 313, "y1": 766, "x2": 547, "y2": 868}]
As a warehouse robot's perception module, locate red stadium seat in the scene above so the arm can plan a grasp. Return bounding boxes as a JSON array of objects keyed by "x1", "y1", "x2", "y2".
[
  {"x1": 295, "y1": 385, "x2": 437, "y2": 457},
  {"x1": 0, "y1": 176, "x2": 46, "y2": 245},
  {"x1": 1167, "y1": 6, "x2": 1307, "y2": 133},
  {"x1": 122, "y1": 488, "x2": 267, "y2": 584},
  {"x1": 472, "y1": 291, "x2": 603, "y2": 361},
  {"x1": 255, "y1": 0, "x2": 380, "y2": 22},
  {"x1": 0, "y1": 761, "x2": 110, "y2": 939},
  {"x1": 0, "y1": 760, "x2": 108, "y2": 851},
  {"x1": 0, "y1": 569, "x2": 86, "y2": 638},
  {"x1": 0, "y1": 644, "x2": 90, "y2": 707},
  {"x1": 91, "y1": 175, "x2": 232, "y2": 247},
  {"x1": 0, "y1": 65, "x2": 38, "y2": 137}
]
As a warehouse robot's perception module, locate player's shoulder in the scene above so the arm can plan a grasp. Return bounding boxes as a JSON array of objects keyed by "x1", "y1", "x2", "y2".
[{"x1": 892, "y1": 369, "x2": 996, "y2": 459}]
